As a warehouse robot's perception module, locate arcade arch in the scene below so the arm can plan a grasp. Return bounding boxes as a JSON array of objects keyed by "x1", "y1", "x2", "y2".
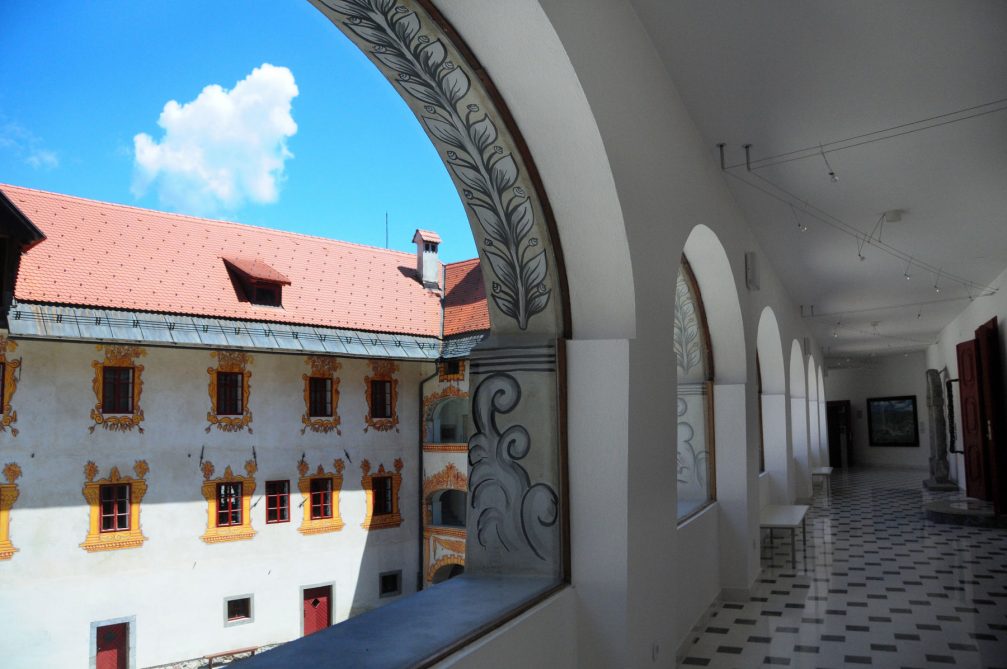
[
  {"x1": 807, "y1": 356, "x2": 820, "y2": 468},
  {"x1": 790, "y1": 341, "x2": 811, "y2": 499},
  {"x1": 756, "y1": 307, "x2": 791, "y2": 504}
]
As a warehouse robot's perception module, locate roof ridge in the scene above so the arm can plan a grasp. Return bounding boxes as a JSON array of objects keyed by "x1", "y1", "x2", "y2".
[{"x1": 0, "y1": 183, "x2": 417, "y2": 260}]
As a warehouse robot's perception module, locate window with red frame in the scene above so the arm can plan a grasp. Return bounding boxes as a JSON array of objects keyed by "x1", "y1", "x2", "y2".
[
  {"x1": 372, "y1": 476, "x2": 393, "y2": 516},
  {"x1": 265, "y1": 480, "x2": 289, "y2": 523},
  {"x1": 308, "y1": 377, "x2": 332, "y2": 417},
  {"x1": 0, "y1": 361, "x2": 5, "y2": 407},
  {"x1": 99, "y1": 483, "x2": 130, "y2": 532},
  {"x1": 102, "y1": 366, "x2": 134, "y2": 414},
  {"x1": 370, "y1": 380, "x2": 391, "y2": 419},
  {"x1": 216, "y1": 372, "x2": 243, "y2": 415},
  {"x1": 310, "y1": 478, "x2": 333, "y2": 520},
  {"x1": 216, "y1": 482, "x2": 242, "y2": 527}
]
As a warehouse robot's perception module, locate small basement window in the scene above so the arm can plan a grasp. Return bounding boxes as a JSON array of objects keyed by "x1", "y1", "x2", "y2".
[
  {"x1": 225, "y1": 595, "x2": 253, "y2": 626},
  {"x1": 379, "y1": 570, "x2": 401, "y2": 598}
]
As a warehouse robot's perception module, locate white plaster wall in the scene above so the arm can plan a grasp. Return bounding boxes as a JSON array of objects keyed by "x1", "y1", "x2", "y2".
[
  {"x1": 926, "y1": 265, "x2": 1007, "y2": 488},
  {"x1": 0, "y1": 339, "x2": 427, "y2": 668},
  {"x1": 433, "y1": 1, "x2": 827, "y2": 665},
  {"x1": 824, "y1": 351, "x2": 930, "y2": 469},
  {"x1": 762, "y1": 394, "x2": 793, "y2": 504}
]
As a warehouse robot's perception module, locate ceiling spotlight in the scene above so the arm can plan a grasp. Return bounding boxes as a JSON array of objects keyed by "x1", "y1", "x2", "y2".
[
  {"x1": 904, "y1": 257, "x2": 912, "y2": 280},
  {"x1": 819, "y1": 145, "x2": 839, "y2": 183},
  {"x1": 934, "y1": 269, "x2": 942, "y2": 294}
]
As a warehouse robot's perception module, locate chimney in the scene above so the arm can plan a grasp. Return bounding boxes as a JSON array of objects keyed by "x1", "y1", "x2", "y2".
[{"x1": 412, "y1": 229, "x2": 442, "y2": 289}]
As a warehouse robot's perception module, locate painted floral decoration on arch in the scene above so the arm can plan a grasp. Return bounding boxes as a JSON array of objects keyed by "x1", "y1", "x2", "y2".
[{"x1": 317, "y1": 0, "x2": 558, "y2": 332}]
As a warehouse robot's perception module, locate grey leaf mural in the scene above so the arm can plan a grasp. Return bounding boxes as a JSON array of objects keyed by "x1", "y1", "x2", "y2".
[
  {"x1": 319, "y1": 0, "x2": 550, "y2": 330},
  {"x1": 674, "y1": 268, "x2": 702, "y2": 374},
  {"x1": 468, "y1": 372, "x2": 558, "y2": 560}
]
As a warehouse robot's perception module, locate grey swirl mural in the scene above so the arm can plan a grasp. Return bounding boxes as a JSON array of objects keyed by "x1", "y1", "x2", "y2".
[
  {"x1": 316, "y1": 0, "x2": 553, "y2": 331},
  {"x1": 468, "y1": 372, "x2": 558, "y2": 561}
]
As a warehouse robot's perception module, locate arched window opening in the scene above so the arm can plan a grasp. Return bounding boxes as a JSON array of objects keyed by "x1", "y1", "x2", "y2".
[
  {"x1": 427, "y1": 397, "x2": 470, "y2": 445},
  {"x1": 431, "y1": 563, "x2": 465, "y2": 584},
  {"x1": 429, "y1": 489, "x2": 467, "y2": 528},
  {"x1": 675, "y1": 257, "x2": 715, "y2": 521}
]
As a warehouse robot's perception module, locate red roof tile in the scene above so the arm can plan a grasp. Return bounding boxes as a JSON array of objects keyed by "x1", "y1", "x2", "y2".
[
  {"x1": 3, "y1": 184, "x2": 458, "y2": 337},
  {"x1": 443, "y1": 258, "x2": 490, "y2": 336}
]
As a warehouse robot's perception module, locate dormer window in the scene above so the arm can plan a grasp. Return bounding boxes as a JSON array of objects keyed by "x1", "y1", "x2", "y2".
[
  {"x1": 252, "y1": 284, "x2": 279, "y2": 306},
  {"x1": 222, "y1": 257, "x2": 290, "y2": 307}
]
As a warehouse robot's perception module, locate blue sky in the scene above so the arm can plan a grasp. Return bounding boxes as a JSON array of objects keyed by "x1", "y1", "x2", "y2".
[{"x1": 0, "y1": 1, "x2": 476, "y2": 261}]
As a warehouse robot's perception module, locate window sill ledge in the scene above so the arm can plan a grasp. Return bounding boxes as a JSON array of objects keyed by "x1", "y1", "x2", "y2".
[{"x1": 232, "y1": 576, "x2": 562, "y2": 669}]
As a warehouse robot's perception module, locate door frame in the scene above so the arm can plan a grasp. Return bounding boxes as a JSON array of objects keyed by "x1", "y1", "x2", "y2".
[
  {"x1": 299, "y1": 582, "x2": 335, "y2": 638},
  {"x1": 90, "y1": 615, "x2": 135, "y2": 669}
]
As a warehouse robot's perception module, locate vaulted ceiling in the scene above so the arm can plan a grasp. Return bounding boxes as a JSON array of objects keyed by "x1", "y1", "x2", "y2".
[{"x1": 630, "y1": 0, "x2": 1007, "y2": 362}]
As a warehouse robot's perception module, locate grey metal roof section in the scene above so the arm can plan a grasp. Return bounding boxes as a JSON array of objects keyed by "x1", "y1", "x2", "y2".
[
  {"x1": 7, "y1": 302, "x2": 445, "y2": 361},
  {"x1": 442, "y1": 332, "x2": 488, "y2": 358}
]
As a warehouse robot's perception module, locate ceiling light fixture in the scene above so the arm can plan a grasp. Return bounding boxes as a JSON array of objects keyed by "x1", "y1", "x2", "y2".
[
  {"x1": 790, "y1": 205, "x2": 808, "y2": 232},
  {"x1": 903, "y1": 257, "x2": 912, "y2": 280},
  {"x1": 934, "y1": 269, "x2": 942, "y2": 294},
  {"x1": 819, "y1": 145, "x2": 839, "y2": 182}
]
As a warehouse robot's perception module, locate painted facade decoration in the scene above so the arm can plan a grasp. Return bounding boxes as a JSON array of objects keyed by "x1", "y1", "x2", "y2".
[
  {"x1": 422, "y1": 385, "x2": 469, "y2": 451},
  {"x1": 468, "y1": 372, "x2": 558, "y2": 562},
  {"x1": 674, "y1": 261, "x2": 715, "y2": 519},
  {"x1": 363, "y1": 359, "x2": 399, "y2": 432},
  {"x1": 0, "y1": 337, "x2": 21, "y2": 437},
  {"x1": 360, "y1": 458, "x2": 404, "y2": 530},
  {"x1": 314, "y1": 0, "x2": 562, "y2": 335},
  {"x1": 199, "y1": 459, "x2": 258, "y2": 543},
  {"x1": 297, "y1": 458, "x2": 346, "y2": 535},
  {"x1": 89, "y1": 344, "x2": 146, "y2": 434},
  {"x1": 206, "y1": 350, "x2": 253, "y2": 433},
  {"x1": 80, "y1": 460, "x2": 150, "y2": 552},
  {"x1": 301, "y1": 355, "x2": 342, "y2": 435},
  {"x1": 0, "y1": 462, "x2": 21, "y2": 559}
]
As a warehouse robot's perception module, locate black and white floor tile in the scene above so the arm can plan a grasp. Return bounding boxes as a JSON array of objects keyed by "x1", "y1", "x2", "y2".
[{"x1": 679, "y1": 468, "x2": 1007, "y2": 668}]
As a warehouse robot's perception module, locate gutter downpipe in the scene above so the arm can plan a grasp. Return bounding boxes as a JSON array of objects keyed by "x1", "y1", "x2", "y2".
[{"x1": 417, "y1": 261, "x2": 447, "y2": 592}]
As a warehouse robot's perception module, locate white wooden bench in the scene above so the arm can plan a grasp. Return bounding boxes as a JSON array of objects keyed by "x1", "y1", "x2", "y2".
[
  {"x1": 812, "y1": 466, "x2": 834, "y2": 506},
  {"x1": 760, "y1": 504, "x2": 809, "y2": 569}
]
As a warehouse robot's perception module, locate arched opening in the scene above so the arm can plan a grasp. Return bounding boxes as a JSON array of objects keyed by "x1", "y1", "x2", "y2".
[
  {"x1": 427, "y1": 396, "x2": 470, "y2": 444},
  {"x1": 674, "y1": 257, "x2": 715, "y2": 520},
  {"x1": 429, "y1": 489, "x2": 467, "y2": 528},
  {"x1": 756, "y1": 307, "x2": 790, "y2": 504},
  {"x1": 790, "y1": 341, "x2": 810, "y2": 499},
  {"x1": 431, "y1": 563, "x2": 465, "y2": 584}
]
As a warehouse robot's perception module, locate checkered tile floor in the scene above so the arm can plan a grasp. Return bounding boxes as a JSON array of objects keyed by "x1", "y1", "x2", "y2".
[{"x1": 678, "y1": 468, "x2": 1007, "y2": 668}]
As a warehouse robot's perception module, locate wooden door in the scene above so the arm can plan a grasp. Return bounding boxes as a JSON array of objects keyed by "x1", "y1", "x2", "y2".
[
  {"x1": 95, "y1": 623, "x2": 128, "y2": 669},
  {"x1": 303, "y1": 586, "x2": 331, "y2": 636},
  {"x1": 957, "y1": 339, "x2": 989, "y2": 499},
  {"x1": 975, "y1": 317, "x2": 1006, "y2": 514}
]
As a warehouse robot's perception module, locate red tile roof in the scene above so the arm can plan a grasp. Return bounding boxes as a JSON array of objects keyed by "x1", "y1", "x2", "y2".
[
  {"x1": 3, "y1": 184, "x2": 485, "y2": 337},
  {"x1": 443, "y1": 258, "x2": 490, "y2": 336}
]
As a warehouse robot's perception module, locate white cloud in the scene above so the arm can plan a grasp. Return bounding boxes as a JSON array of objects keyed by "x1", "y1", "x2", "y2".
[
  {"x1": 0, "y1": 119, "x2": 59, "y2": 170},
  {"x1": 132, "y1": 63, "x2": 298, "y2": 215}
]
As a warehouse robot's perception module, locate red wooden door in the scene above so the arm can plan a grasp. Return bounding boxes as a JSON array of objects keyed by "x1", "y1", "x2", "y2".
[
  {"x1": 957, "y1": 339, "x2": 989, "y2": 500},
  {"x1": 95, "y1": 623, "x2": 128, "y2": 669},
  {"x1": 303, "y1": 586, "x2": 331, "y2": 636},
  {"x1": 975, "y1": 317, "x2": 1006, "y2": 514}
]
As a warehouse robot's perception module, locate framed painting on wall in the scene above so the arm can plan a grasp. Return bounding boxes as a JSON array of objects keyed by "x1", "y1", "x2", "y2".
[{"x1": 866, "y1": 396, "x2": 920, "y2": 447}]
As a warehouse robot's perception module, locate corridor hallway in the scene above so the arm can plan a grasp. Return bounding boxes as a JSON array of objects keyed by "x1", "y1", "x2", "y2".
[{"x1": 678, "y1": 469, "x2": 1007, "y2": 668}]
